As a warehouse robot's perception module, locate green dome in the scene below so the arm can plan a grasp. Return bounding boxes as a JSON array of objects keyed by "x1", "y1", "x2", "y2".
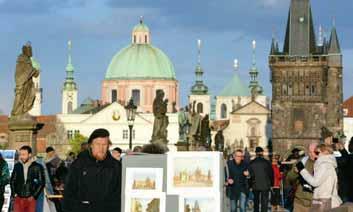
[
  {"x1": 219, "y1": 72, "x2": 250, "y2": 97},
  {"x1": 31, "y1": 57, "x2": 40, "y2": 70},
  {"x1": 105, "y1": 44, "x2": 176, "y2": 80},
  {"x1": 133, "y1": 22, "x2": 149, "y2": 32}
]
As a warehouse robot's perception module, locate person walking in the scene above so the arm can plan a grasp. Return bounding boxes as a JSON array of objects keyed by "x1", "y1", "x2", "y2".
[
  {"x1": 286, "y1": 143, "x2": 318, "y2": 212},
  {"x1": 297, "y1": 144, "x2": 342, "y2": 211},
  {"x1": 248, "y1": 147, "x2": 273, "y2": 212},
  {"x1": 10, "y1": 145, "x2": 45, "y2": 212},
  {"x1": 0, "y1": 152, "x2": 10, "y2": 209},
  {"x1": 63, "y1": 128, "x2": 122, "y2": 212},
  {"x1": 271, "y1": 155, "x2": 282, "y2": 211},
  {"x1": 226, "y1": 149, "x2": 249, "y2": 212}
]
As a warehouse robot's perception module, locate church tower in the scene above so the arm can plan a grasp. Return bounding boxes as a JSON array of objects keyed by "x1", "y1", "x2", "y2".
[
  {"x1": 249, "y1": 40, "x2": 263, "y2": 95},
  {"x1": 269, "y1": 0, "x2": 343, "y2": 153},
  {"x1": 189, "y1": 39, "x2": 211, "y2": 116},
  {"x1": 62, "y1": 40, "x2": 78, "y2": 114},
  {"x1": 28, "y1": 57, "x2": 42, "y2": 116}
]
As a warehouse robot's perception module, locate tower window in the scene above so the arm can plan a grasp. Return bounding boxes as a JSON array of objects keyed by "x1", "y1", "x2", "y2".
[
  {"x1": 311, "y1": 85, "x2": 315, "y2": 95},
  {"x1": 111, "y1": 89, "x2": 117, "y2": 102},
  {"x1": 221, "y1": 104, "x2": 227, "y2": 119},
  {"x1": 67, "y1": 101, "x2": 73, "y2": 113},
  {"x1": 305, "y1": 85, "x2": 310, "y2": 96},
  {"x1": 197, "y1": 102, "x2": 203, "y2": 114},
  {"x1": 145, "y1": 35, "x2": 147, "y2": 43},
  {"x1": 288, "y1": 83, "x2": 293, "y2": 96},
  {"x1": 282, "y1": 83, "x2": 287, "y2": 96},
  {"x1": 134, "y1": 35, "x2": 136, "y2": 43},
  {"x1": 132, "y1": 89, "x2": 141, "y2": 106}
]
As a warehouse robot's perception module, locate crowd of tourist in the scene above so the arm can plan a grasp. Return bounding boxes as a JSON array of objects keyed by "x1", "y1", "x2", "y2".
[{"x1": 0, "y1": 127, "x2": 352, "y2": 212}]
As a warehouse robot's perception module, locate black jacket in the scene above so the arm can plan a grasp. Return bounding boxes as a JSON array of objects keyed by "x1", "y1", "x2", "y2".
[
  {"x1": 226, "y1": 160, "x2": 249, "y2": 199},
  {"x1": 10, "y1": 161, "x2": 45, "y2": 199},
  {"x1": 62, "y1": 150, "x2": 122, "y2": 212},
  {"x1": 248, "y1": 156, "x2": 274, "y2": 191}
]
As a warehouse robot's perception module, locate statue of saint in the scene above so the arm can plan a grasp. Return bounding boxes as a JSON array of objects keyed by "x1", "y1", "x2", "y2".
[
  {"x1": 151, "y1": 90, "x2": 169, "y2": 144},
  {"x1": 200, "y1": 114, "x2": 211, "y2": 149},
  {"x1": 11, "y1": 43, "x2": 39, "y2": 118},
  {"x1": 187, "y1": 101, "x2": 202, "y2": 147},
  {"x1": 215, "y1": 130, "x2": 225, "y2": 152},
  {"x1": 178, "y1": 107, "x2": 188, "y2": 141}
]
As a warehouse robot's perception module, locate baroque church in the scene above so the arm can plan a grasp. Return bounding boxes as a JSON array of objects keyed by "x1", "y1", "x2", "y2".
[{"x1": 269, "y1": 0, "x2": 343, "y2": 153}]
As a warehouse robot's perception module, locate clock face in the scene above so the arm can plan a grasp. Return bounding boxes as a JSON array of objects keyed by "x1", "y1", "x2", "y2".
[
  {"x1": 299, "y1": 17, "x2": 305, "y2": 23},
  {"x1": 112, "y1": 110, "x2": 121, "y2": 121}
]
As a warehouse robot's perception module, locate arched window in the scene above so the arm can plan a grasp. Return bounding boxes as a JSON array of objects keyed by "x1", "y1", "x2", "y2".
[
  {"x1": 134, "y1": 35, "x2": 136, "y2": 43},
  {"x1": 132, "y1": 89, "x2": 141, "y2": 106},
  {"x1": 288, "y1": 83, "x2": 293, "y2": 96},
  {"x1": 67, "y1": 101, "x2": 73, "y2": 113},
  {"x1": 251, "y1": 127, "x2": 256, "y2": 136},
  {"x1": 311, "y1": 84, "x2": 315, "y2": 95},
  {"x1": 197, "y1": 102, "x2": 203, "y2": 114},
  {"x1": 111, "y1": 89, "x2": 117, "y2": 102},
  {"x1": 145, "y1": 35, "x2": 148, "y2": 43},
  {"x1": 221, "y1": 104, "x2": 227, "y2": 119},
  {"x1": 282, "y1": 83, "x2": 287, "y2": 95}
]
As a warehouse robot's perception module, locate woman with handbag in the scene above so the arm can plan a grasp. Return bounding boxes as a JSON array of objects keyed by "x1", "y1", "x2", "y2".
[{"x1": 296, "y1": 144, "x2": 342, "y2": 212}]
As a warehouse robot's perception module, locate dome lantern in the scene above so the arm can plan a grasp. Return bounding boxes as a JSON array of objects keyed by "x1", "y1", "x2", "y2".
[{"x1": 132, "y1": 16, "x2": 150, "y2": 44}]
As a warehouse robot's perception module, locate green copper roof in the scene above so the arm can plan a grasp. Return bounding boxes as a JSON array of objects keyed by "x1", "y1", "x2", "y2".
[
  {"x1": 105, "y1": 44, "x2": 176, "y2": 80},
  {"x1": 133, "y1": 22, "x2": 149, "y2": 32},
  {"x1": 31, "y1": 57, "x2": 40, "y2": 70},
  {"x1": 219, "y1": 73, "x2": 250, "y2": 97}
]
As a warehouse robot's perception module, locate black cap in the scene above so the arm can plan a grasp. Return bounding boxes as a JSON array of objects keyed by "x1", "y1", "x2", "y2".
[
  {"x1": 46, "y1": 146, "x2": 55, "y2": 153},
  {"x1": 88, "y1": 128, "x2": 110, "y2": 144},
  {"x1": 255, "y1": 147, "x2": 264, "y2": 153}
]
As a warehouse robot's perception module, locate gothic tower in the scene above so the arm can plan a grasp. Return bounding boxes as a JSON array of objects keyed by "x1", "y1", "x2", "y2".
[
  {"x1": 189, "y1": 39, "x2": 211, "y2": 116},
  {"x1": 62, "y1": 40, "x2": 78, "y2": 114},
  {"x1": 269, "y1": 0, "x2": 343, "y2": 153}
]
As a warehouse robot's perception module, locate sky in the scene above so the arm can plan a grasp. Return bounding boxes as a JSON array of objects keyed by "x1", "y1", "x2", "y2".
[{"x1": 0, "y1": 0, "x2": 352, "y2": 115}]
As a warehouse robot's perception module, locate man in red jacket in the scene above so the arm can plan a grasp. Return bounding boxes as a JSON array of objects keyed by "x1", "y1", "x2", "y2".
[{"x1": 271, "y1": 155, "x2": 282, "y2": 211}]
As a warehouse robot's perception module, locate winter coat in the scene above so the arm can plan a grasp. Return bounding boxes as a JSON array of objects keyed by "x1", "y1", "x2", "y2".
[
  {"x1": 300, "y1": 154, "x2": 342, "y2": 208},
  {"x1": 248, "y1": 156, "x2": 274, "y2": 191},
  {"x1": 62, "y1": 150, "x2": 122, "y2": 212},
  {"x1": 10, "y1": 161, "x2": 45, "y2": 199},
  {"x1": 272, "y1": 164, "x2": 282, "y2": 188},
  {"x1": 226, "y1": 160, "x2": 249, "y2": 199},
  {"x1": 0, "y1": 160, "x2": 10, "y2": 194}
]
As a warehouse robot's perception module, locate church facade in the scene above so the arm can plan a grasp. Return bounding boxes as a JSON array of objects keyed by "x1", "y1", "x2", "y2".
[{"x1": 269, "y1": 0, "x2": 343, "y2": 153}]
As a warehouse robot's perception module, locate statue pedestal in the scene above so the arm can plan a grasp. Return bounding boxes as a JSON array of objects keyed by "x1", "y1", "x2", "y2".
[
  {"x1": 8, "y1": 116, "x2": 39, "y2": 154},
  {"x1": 175, "y1": 140, "x2": 189, "y2": 151}
]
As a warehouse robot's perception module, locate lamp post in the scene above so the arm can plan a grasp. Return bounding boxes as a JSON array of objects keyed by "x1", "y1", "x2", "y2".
[{"x1": 125, "y1": 99, "x2": 137, "y2": 150}]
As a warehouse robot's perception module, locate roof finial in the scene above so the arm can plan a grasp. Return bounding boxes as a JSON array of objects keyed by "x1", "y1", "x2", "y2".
[
  {"x1": 318, "y1": 25, "x2": 323, "y2": 46},
  {"x1": 197, "y1": 39, "x2": 202, "y2": 66},
  {"x1": 332, "y1": 16, "x2": 336, "y2": 27},
  {"x1": 233, "y1": 59, "x2": 239, "y2": 71},
  {"x1": 252, "y1": 40, "x2": 256, "y2": 67},
  {"x1": 68, "y1": 40, "x2": 72, "y2": 65},
  {"x1": 140, "y1": 16, "x2": 143, "y2": 24}
]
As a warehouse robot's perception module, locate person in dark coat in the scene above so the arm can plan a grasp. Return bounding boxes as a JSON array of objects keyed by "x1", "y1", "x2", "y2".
[
  {"x1": 226, "y1": 149, "x2": 249, "y2": 212},
  {"x1": 63, "y1": 128, "x2": 122, "y2": 212},
  {"x1": 0, "y1": 153, "x2": 10, "y2": 209},
  {"x1": 10, "y1": 145, "x2": 45, "y2": 212},
  {"x1": 248, "y1": 147, "x2": 274, "y2": 212}
]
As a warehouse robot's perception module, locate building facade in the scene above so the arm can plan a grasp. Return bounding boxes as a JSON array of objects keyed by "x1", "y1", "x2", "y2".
[{"x1": 269, "y1": 0, "x2": 343, "y2": 153}]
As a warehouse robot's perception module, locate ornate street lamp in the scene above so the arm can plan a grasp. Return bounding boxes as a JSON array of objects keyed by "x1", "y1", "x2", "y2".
[{"x1": 125, "y1": 99, "x2": 137, "y2": 150}]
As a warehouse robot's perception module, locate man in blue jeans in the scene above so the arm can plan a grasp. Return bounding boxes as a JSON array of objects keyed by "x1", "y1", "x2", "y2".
[{"x1": 226, "y1": 149, "x2": 250, "y2": 212}]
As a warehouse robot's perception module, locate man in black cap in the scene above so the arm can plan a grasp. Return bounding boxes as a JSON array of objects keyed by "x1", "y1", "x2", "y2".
[
  {"x1": 248, "y1": 147, "x2": 273, "y2": 212},
  {"x1": 63, "y1": 128, "x2": 121, "y2": 212}
]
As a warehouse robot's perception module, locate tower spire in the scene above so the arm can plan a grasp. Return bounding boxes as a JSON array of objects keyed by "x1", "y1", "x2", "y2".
[
  {"x1": 249, "y1": 40, "x2": 263, "y2": 94},
  {"x1": 191, "y1": 39, "x2": 208, "y2": 95},
  {"x1": 64, "y1": 40, "x2": 76, "y2": 90},
  {"x1": 328, "y1": 19, "x2": 341, "y2": 54}
]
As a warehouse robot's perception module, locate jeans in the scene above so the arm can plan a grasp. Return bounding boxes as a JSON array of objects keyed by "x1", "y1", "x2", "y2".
[
  {"x1": 253, "y1": 190, "x2": 269, "y2": 212},
  {"x1": 230, "y1": 192, "x2": 247, "y2": 212}
]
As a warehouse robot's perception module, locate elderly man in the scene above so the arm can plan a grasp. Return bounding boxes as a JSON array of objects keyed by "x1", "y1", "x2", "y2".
[
  {"x1": 63, "y1": 128, "x2": 122, "y2": 212},
  {"x1": 287, "y1": 143, "x2": 318, "y2": 212}
]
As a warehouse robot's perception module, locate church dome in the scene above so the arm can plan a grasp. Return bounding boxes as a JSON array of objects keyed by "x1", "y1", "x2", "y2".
[
  {"x1": 219, "y1": 71, "x2": 250, "y2": 97},
  {"x1": 105, "y1": 19, "x2": 176, "y2": 80}
]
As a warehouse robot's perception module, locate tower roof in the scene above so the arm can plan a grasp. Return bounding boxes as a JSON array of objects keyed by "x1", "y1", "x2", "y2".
[
  {"x1": 63, "y1": 40, "x2": 77, "y2": 91},
  {"x1": 328, "y1": 26, "x2": 341, "y2": 54},
  {"x1": 283, "y1": 0, "x2": 316, "y2": 55},
  {"x1": 219, "y1": 61, "x2": 250, "y2": 97},
  {"x1": 191, "y1": 39, "x2": 208, "y2": 95}
]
